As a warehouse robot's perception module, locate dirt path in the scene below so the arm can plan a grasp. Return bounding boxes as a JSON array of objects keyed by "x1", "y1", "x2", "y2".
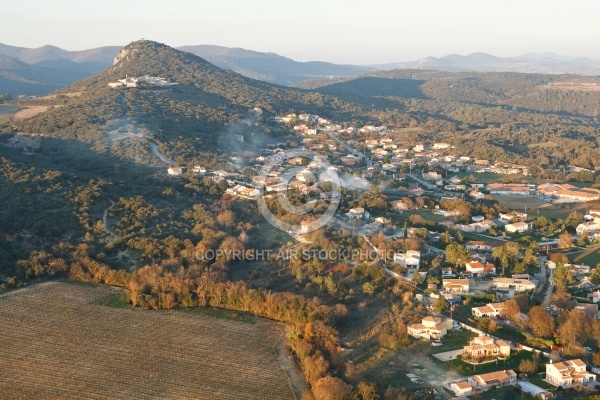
[
  {"x1": 274, "y1": 340, "x2": 309, "y2": 399},
  {"x1": 149, "y1": 141, "x2": 173, "y2": 165},
  {"x1": 102, "y1": 200, "x2": 117, "y2": 244},
  {"x1": 402, "y1": 345, "x2": 462, "y2": 399}
]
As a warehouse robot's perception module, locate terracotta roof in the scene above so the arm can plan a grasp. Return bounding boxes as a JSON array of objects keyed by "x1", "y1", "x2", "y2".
[
  {"x1": 474, "y1": 305, "x2": 494, "y2": 314},
  {"x1": 454, "y1": 381, "x2": 471, "y2": 390}
]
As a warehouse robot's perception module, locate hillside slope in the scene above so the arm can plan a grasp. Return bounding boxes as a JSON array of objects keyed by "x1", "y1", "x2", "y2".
[{"x1": 12, "y1": 40, "x2": 367, "y2": 151}]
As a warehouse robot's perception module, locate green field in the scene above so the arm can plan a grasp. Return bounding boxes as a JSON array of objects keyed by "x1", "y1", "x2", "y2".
[
  {"x1": 453, "y1": 172, "x2": 506, "y2": 184},
  {"x1": 570, "y1": 247, "x2": 600, "y2": 267},
  {"x1": 538, "y1": 201, "x2": 600, "y2": 220},
  {"x1": 495, "y1": 196, "x2": 550, "y2": 211}
]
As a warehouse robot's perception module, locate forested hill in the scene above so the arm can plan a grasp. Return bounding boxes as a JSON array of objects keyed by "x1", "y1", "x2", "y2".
[
  {"x1": 296, "y1": 70, "x2": 600, "y2": 117},
  {"x1": 11, "y1": 40, "x2": 368, "y2": 148}
]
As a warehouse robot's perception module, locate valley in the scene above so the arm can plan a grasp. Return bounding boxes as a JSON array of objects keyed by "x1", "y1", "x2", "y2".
[{"x1": 1, "y1": 40, "x2": 600, "y2": 400}]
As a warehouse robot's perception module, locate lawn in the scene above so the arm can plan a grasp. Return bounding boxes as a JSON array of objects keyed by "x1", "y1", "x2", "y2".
[
  {"x1": 470, "y1": 385, "x2": 519, "y2": 399},
  {"x1": 570, "y1": 247, "x2": 600, "y2": 267},
  {"x1": 495, "y1": 196, "x2": 550, "y2": 211},
  {"x1": 538, "y1": 201, "x2": 600, "y2": 221}
]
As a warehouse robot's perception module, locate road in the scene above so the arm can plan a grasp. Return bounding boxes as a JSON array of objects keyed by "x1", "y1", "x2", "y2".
[
  {"x1": 535, "y1": 255, "x2": 554, "y2": 307},
  {"x1": 149, "y1": 141, "x2": 173, "y2": 165},
  {"x1": 406, "y1": 173, "x2": 437, "y2": 190},
  {"x1": 326, "y1": 132, "x2": 372, "y2": 166}
]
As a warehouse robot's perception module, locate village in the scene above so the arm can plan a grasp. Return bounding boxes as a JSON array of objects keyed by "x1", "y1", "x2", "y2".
[{"x1": 164, "y1": 110, "x2": 600, "y2": 399}]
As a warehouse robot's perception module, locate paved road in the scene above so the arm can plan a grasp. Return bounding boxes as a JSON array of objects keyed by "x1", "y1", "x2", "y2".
[
  {"x1": 406, "y1": 173, "x2": 437, "y2": 190},
  {"x1": 537, "y1": 255, "x2": 555, "y2": 307}
]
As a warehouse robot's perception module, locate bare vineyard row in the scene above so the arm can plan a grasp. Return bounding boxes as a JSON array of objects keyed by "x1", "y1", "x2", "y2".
[{"x1": 0, "y1": 282, "x2": 295, "y2": 400}]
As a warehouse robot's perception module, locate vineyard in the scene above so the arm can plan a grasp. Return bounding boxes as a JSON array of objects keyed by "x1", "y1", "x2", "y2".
[{"x1": 0, "y1": 282, "x2": 297, "y2": 399}]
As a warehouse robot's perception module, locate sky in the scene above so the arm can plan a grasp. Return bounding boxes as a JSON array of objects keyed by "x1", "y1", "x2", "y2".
[{"x1": 3, "y1": 0, "x2": 600, "y2": 64}]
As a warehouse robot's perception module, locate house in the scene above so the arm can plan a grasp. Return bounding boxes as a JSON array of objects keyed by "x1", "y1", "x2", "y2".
[
  {"x1": 442, "y1": 279, "x2": 470, "y2": 293},
  {"x1": 465, "y1": 240, "x2": 503, "y2": 252},
  {"x1": 469, "y1": 190, "x2": 485, "y2": 200},
  {"x1": 463, "y1": 336, "x2": 511, "y2": 360},
  {"x1": 577, "y1": 211, "x2": 600, "y2": 235},
  {"x1": 407, "y1": 316, "x2": 453, "y2": 340},
  {"x1": 492, "y1": 278, "x2": 536, "y2": 292},
  {"x1": 488, "y1": 183, "x2": 531, "y2": 196},
  {"x1": 449, "y1": 381, "x2": 473, "y2": 397},
  {"x1": 441, "y1": 267, "x2": 455, "y2": 277},
  {"x1": 422, "y1": 171, "x2": 442, "y2": 181},
  {"x1": 300, "y1": 220, "x2": 313, "y2": 234},
  {"x1": 573, "y1": 302, "x2": 599, "y2": 318},
  {"x1": 465, "y1": 261, "x2": 496, "y2": 277},
  {"x1": 468, "y1": 370, "x2": 517, "y2": 389},
  {"x1": 435, "y1": 209, "x2": 462, "y2": 217},
  {"x1": 433, "y1": 142, "x2": 450, "y2": 150},
  {"x1": 545, "y1": 359, "x2": 596, "y2": 388},
  {"x1": 538, "y1": 183, "x2": 600, "y2": 202},
  {"x1": 588, "y1": 291, "x2": 600, "y2": 303},
  {"x1": 505, "y1": 221, "x2": 530, "y2": 233},
  {"x1": 239, "y1": 187, "x2": 260, "y2": 198},
  {"x1": 567, "y1": 263, "x2": 591, "y2": 276},
  {"x1": 167, "y1": 167, "x2": 183, "y2": 176},
  {"x1": 456, "y1": 219, "x2": 496, "y2": 233},
  {"x1": 499, "y1": 212, "x2": 527, "y2": 222},
  {"x1": 394, "y1": 250, "x2": 421, "y2": 269},
  {"x1": 471, "y1": 302, "x2": 506, "y2": 318},
  {"x1": 192, "y1": 165, "x2": 207, "y2": 174},
  {"x1": 346, "y1": 207, "x2": 370, "y2": 220},
  {"x1": 390, "y1": 200, "x2": 410, "y2": 210},
  {"x1": 374, "y1": 217, "x2": 390, "y2": 225}
]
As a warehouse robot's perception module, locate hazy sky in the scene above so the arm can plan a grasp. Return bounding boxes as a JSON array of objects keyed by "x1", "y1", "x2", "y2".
[{"x1": 3, "y1": 0, "x2": 599, "y2": 64}]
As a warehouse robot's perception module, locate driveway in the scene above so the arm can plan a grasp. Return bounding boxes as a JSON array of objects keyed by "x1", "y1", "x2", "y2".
[{"x1": 432, "y1": 349, "x2": 463, "y2": 362}]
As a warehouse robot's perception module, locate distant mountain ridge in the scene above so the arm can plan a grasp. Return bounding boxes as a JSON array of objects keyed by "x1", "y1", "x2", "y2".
[
  {"x1": 178, "y1": 45, "x2": 374, "y2": 85},
  {"x1": 2, "y1": 41, "x2": 600, "y2": 96},
  {"x1": 373, "y1": 52, "x2": 600, "y2": 75}
]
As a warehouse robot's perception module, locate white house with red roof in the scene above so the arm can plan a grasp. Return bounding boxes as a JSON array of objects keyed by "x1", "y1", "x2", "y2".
[{"x1": 465, "y1": 261, "x2": 496, "y2": 277}]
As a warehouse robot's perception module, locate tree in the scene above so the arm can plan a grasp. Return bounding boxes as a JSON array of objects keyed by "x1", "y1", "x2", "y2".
[
  {"x1": 478, "y1": 317, "x2": 497, "y2": 333},
  {"x1": 503, "y1": 298, "x2": 521, "y2": 319},
  {"x1": 553, "y1": 263, "x2": 574, "y2": 297},
  {"x1": 410, "y1": 271, "x2": 422, "y2": 286},
  {"x1": 445, "y1": 242, "x2": 470, "y2": 267},
  {"x1": 434, "y1": 296, "x2": 449, "y2": 314},
  {"x1": 354, "y1": 382, "x2": 379, "y2": 400},
  {"x1": 362, "y1": 282, "x2": 375, "y2": 295},
  {"x1": 528, "y1": 306, "x2": 555, "y2": 338},
  {"x1": 558, "y1": 232, "x2": 574, "y2": 249},
  {"x1": 492, "y1": 242, "x2": 520, "y2": 276},
  {"x1": 518, "y1": 355, "x2": 539, "y2": 374},
  {"x1": 549, "y1": 252, "x2": 569, "y2": 265},
  {"x1": 590, "y1": 264, "x2": 600, "y2": 284},
  {"x1": 313, "y1": 376, "x2": 352, "y2": 400},
  {"x1": 557, "y1": 310, "x2": 590, "y2": 356}
]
